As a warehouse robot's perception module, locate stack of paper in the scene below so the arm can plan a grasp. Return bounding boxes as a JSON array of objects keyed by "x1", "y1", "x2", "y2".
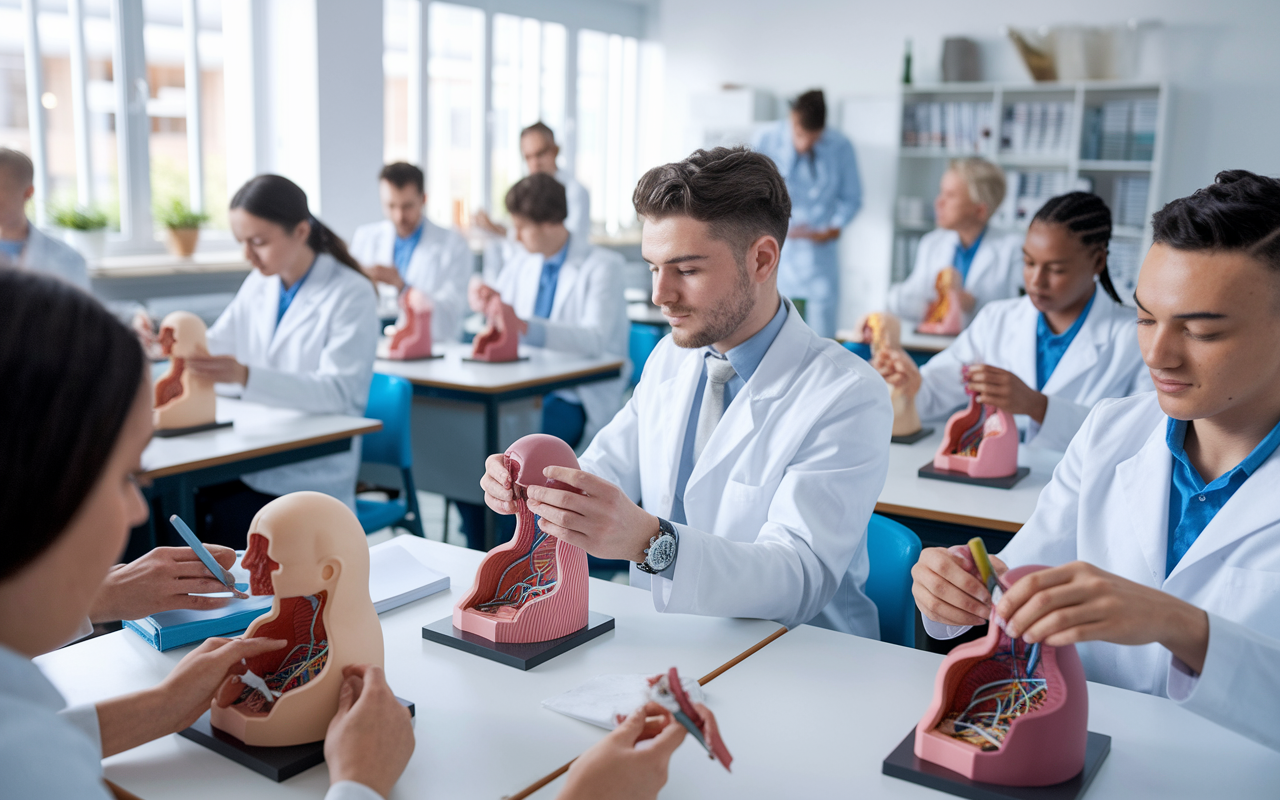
[{"x1": 368, "y1": 539, "x2": 450, "y2": 614}]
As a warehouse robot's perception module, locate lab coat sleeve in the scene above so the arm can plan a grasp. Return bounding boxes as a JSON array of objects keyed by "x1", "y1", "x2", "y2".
[
  {"x1": 1167, "y1": 613, "x2": 1280, "y2": 752},
  {"x1": 241, "y1": 288, "x2": 379, "y2": 415},
  {"x1": 533, "y1": 256, "x2": 626, "y2": 359},
  {"x1": 651, "y1": 378, "x2": 892, "y2": 629},
  {"x1": 325, "y1": 781, "x2": 386, "y2": 800},
  {"x1": 827, "y1": 138, "x2": 863, "y2": 230},
  {"x1": 428, "y1": 233, "x2": 473, "y2": 343},
  {"x1": 56, "y1": 704, "x2": 102, "y2": 758},
  {"x1": 578, "y1": 391, "x2": 643, "y2": 504},
  {"x1": 886, "y1": 233, "x2": 942, "y2": 319},
  {"x1": 1032, "y1": 395, "x2": 1092, "y2": 452}
]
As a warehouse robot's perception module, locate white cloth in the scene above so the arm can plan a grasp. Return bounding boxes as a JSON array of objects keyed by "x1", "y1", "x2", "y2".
[
  {"x1": 9, "y1": 221, "x2": 91, "y2": 290},
  {"x1": 542, "y1": 673, "x2": 705, "y2": 730},
  {"x1": 886, "y1": 227, "x2": 1023, "y2": 324},
  {"x1": 206, "y1": 253, "x2": 380, "y2": 508},
  {"x1": 490, "y1": 235, "x2": 630, "y2": 443},
  {"x1": 915, "y1": 294, "x2": 1150, "y2": 451},
  {"x1": 694, "y1": 357, "x2": 737, "y2": 462},
  {"x1": 923, "y1": 393, "x2": 1280, "y2": 752},
  {"x1": 349, "y1": 218, "x2": 472, "y2": 343},
  {"x1": 578, "y1": 300, "x2": 892, "y2": 634}
]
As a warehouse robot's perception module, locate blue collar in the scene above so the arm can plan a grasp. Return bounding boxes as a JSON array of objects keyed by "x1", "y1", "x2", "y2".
[
  {"x1": 956, "y1": 228, "x2": 985, "y2": 259},
  {"x1": 276, "y1": 258, "x2": 316, "y2": 326},
  {"x1": 1036, "y1": 289, "x2": 1096, "y2": 343},
  {"x1": 707, "y1": 298, "x2": 788, "y2": 386},
  {"x1": 1166, "y1": 415, "x2": 1280, "y2": 489},
  {"x1": 544, "y1": 237, "x2": 570, "y2": 271}
]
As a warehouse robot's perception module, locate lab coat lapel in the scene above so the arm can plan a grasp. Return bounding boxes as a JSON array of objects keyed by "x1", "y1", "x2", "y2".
[
  {"x1": 513, "y1": 250, "x2": 543, "y2": 319},
  {"x1": 653, "y1": 351, "x2": 704, "y2": 514},
  {"x1": 1001, "y1": 299, "x2": 1039, "y2": 387},
  {"x1": 270, "y1": 256, "x2": 330, "y2": 353},
  {"x1": 377, "y1": 220, "x2": 396, "y2": 266},
  {"x1": 1039, "y1": 294, "x2": 1105, "y2": 395},
  {"x1": 549, "y1": 237, "x2": 589, "y2": 319},
  {"x1": 1115, "y1": 421, "x2": 1174, "y2": 584}
]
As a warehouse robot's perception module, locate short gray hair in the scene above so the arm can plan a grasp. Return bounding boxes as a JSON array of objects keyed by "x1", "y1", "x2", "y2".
[
  {"x1": 0, "y1": 148, "x2": 34, "y2": 187},
  {"x1": 948, "y1": 157, "x2": 1006, "y2": 214}
]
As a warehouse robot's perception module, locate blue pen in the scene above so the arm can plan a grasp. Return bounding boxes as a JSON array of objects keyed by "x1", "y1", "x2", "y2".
[{"x1": 169, "y1": 514, "x2": 240, "y2": 592}]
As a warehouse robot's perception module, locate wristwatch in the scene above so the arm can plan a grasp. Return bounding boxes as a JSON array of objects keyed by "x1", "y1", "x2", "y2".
[{"x1": 636, "y1": 517, "x2": 678, "y2": 574}]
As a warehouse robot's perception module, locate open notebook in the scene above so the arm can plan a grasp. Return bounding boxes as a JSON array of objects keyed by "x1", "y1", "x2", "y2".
[{"x1": 124, "y1": 539, "x2": 450, "y2": 651}]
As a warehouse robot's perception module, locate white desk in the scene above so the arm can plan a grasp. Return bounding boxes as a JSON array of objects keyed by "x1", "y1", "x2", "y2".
[
  {"x1": 835, "y1": 328, "x2": 958, "y2": 355},
  {"x1": 35, "y1": 538, "x2": 781, "y2": 800},
  {"x1": 375, "y1": 342, "x2": 623, "y2": 396},
  {"x1": 876, "y1": 426, "x2": 1062, "y2": 534}
]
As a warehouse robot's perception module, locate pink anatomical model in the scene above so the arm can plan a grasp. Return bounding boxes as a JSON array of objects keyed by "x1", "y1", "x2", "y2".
[
  {"x1": 933, "y1": 375, "x2": 1018, "y2": 478},
  {"x1": 914, "y1": 564, "x2": 1088, "y2": 786},
  {"x1": 647, "y1": 667, "x2": 733, "y2": 772},
  {"x1": 153, "y1": 311, "x2": 217, "y2": 431},
  {"x1": 454, "y1": 434, "x2": 588, "y2": 643},
  {"x1": 210, "y1": 492, "x2": 383, "y2": 747},
  {"x1": 917, "y1": 267, "x2": 964, "y2": 335},
  {"x1": 471, "y1": 294, "x2": 521, "y2": 362},
  {"x1": 387, "y1": 287, "x2": 434, "y2": 360}
]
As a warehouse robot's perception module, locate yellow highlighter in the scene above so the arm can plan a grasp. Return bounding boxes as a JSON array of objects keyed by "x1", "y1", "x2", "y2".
[{"x1": 968, "y1": 537, "x2": 998, "y2": 595}]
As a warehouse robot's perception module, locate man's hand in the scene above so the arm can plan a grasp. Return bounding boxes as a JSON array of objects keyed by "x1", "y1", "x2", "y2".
[
  {"x1": 965, "y1": 364, "x2": 1048, "y2": 422},
  {"x1": 997, "y1": 561, "x2": 1210, "y2": 673},
  {"x1": 90, "y1": 545, "x2": 244, "y2": 623},
  {"x1": 872, "y1": 347, "x2": 922, "y2": 397},
  {"x1": 911, "y1": 545, "x2": 1008, "y2": 627},
  {"x1": 526, "y1": 467, "x2": 659, "y2": 563},
  {"x1": 479, "y1": 453, "x2": 518, "y2": 515},
  {"x1": 468, "y1": 276, "x2": 499, "y2": 313},
  {"x1": 364, "y1": 264, "x2": 405, "y2": 291},
  {"x1": 187, "y1": 355, "x2": 249, "y2": 386},
  {"x1": 557, "y1": 702, "x2": 690, "y2": 800},
  {"x1": 473, "y1": 210, "x2": 506, "y2": 237},
  {"x1": 325, "y1": 665, "x2": 415, "y2": 799}
]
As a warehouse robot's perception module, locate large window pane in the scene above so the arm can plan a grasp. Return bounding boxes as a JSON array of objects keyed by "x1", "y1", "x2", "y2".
[
  {"x1": 577, "y1": 29, "x2": 642, "y2": 235},
  {"x1": 0, "y1": 4, "x2": 29, "y2": 155},
  {"x1": 383, "y1": 0, "x2": 411, "y2": 164},
  {"x1": 427, "y1": 1, "x2": 483, "y2": 228},
  {"x1": 197, "y1": 0, "x2": 226, "y2": 228}
]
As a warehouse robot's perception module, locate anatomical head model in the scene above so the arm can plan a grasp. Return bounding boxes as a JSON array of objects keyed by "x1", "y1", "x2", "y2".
[
  {"x1": 864, "y1": 313, "x2": 921, "y2": 438},
  {"x1": 454, "y1": 434, "x2": 588, "y2": 643},
  {"x1": 918, "y1": 267, "x2": 964, "y2": 335},
  {"x1": 210, "y1": 492, "x2": 383, "y2": 747},
  {"x1": 470, "y1": 294, "x2": 521, "y2": 362},
  {"x1": 915, "y1": 564, "x2": 1088, "y2": 786},
  {"x1": 933, "y1": 366, "x2": 1018, "y2": 478},
  {"x1": 153, "y1": 311, "x2": 217, "y2": 430},
  {"x1": 387, "y1": 287, "x2": 434, "y2": 360}
]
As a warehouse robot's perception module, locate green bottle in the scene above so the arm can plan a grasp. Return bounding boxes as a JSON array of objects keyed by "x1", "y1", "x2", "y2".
[{"x1": 903, "y1": 39, "x2": 913, "y2": 86}]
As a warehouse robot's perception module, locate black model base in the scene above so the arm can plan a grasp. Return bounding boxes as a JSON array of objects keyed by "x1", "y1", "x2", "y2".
[
  {"x1": 882, "y1": 729, "x2": 1111, "y2": 800},
  {"x1": 178, "y1": 697, "x2": 415, "y2": 782},
  {"x1": 153, "y1": 420, "x2": 234, "y2": 438},
  {"x1": 892, "y1": 427, "x2": 935, "y2": 445},
  {"x1": 387, "y1": 353, "x2": 445, "y2": 361},
  {"x1": 421, "y1": 611, "x2": 615, "y2": 670},
  {"x1": 461, "y1": 356, "x2": 530, "y2": 364},
  {"x1": 918, "y1": 463, "x2": 1032, "y2": 489}
]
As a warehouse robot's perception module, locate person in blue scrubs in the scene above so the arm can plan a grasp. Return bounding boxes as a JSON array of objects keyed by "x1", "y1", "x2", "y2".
[{"x1": 751, "y1": 89, "x2": 862, "y2": 339}]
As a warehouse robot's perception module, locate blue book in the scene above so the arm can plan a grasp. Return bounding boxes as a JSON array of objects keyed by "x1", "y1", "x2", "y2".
[{"x1": 123, "y1": 585, "x2": 274, "y2": 652}]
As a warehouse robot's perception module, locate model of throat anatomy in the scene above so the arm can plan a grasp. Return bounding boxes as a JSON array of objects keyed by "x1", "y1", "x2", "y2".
[
  {"x1": 470, "y1": 294, "x2": 521, "y2": 362},
  {"x1": 915, "y1": 564, "x2": 1088, "y2": 786},
  {"x1": 386, "y1": 287, "x2": 434, "y2": 360},
  {"x1": 917, "y1": 267, "x2": 964, "y2": 335},
  {"x1": 865, "y1": 313, "x2": 921, "y2": 438},
  {"x1": 933, "y1": 371, "x2": 1018, "y2": 478},
  {"x1": 153, "y1": 311, "x2": 217, "y2": 431},
  {"x1": 211, "y1": 492, "x2": 383, "y2": 747},
  {"x1": 647, "y1": 667, "x2": 733, "y2": 772},
  {"x1": 454, "y1": 434, "x2": 588, "y2": 643}
]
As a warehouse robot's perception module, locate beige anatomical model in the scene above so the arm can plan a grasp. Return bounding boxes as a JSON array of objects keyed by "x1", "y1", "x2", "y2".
[
  {"x1": 153, "y1": 311, "x2": 217, "y2": 430},
  {"x1": 865, "y1": 312, "x2": 922, "y2": 438},
  {"x1": 211, "y1": 492, "x2": 383, "y2": 747}
]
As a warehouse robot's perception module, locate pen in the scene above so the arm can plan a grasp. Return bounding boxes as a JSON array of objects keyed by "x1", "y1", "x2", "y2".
[{"x1": 168, "y1": 514, "x2": 241, "y2": 593}]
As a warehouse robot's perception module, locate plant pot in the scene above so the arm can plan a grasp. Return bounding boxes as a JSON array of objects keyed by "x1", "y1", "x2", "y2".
[
  {"x1": 167, "y1": 227, "x2": 200, "y2": 258},
  {"x1": 59, "y1": 228, "x2": 107, "y2": 261}
]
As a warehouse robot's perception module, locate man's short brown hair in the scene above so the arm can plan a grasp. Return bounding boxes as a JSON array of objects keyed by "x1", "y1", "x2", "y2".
[
  {"x1": 791, "y1": 89, "x2": 826, "y2": 132},
  {"x1": 379, "y1": 162, "x2": 424, "y2": 194},
  {"x1": 505, "y1": 172, "x2": 568, "y2": 224},
  {"x1": 0, "y1": 148, "x2": 34, "y2": 188},
  {"x1": 520, "y1": 121, "x2": 556, "y2": 145},
  {"x1": 632, "y1": 146, "x2": 791, "y2": 262}
]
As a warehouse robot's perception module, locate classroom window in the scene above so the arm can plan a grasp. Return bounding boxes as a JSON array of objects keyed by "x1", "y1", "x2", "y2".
[
  {"x1": 0, "y1": 6, "x2": 30, "y2": 157},
  {"x1": 426, "y1": 1, "x2": 484, "y2": 229},
  {"x1": 383, "y1": 0, "x2": 413, "y2": 165}
]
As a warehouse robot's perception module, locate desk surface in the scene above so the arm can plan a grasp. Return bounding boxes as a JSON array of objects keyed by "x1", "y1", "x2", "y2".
[
  {"x1": 141, "y1": 398, "x2": 381, "y2": 480},
  {"x1": 36, "y1": 538, "x2": 781, "y2": 800},
  {"x1": 375, "y1": 342, "x2": 625, "y2": 395},
  {"x1": 836, "y1": 328, "x2": 958, "y2": 354},
  {"x1": 875, "y1": 426, "x2": 1062, "y2": 532}
]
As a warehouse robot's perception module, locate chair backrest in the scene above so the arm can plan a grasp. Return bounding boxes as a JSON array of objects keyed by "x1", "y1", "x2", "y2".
[
  {"x1": 362, "y1": 373, "x2": 413, "y2": 469},
  {"x1": 628, "y1": 323, "x2": 664, "y2": 387},
  {"x1": 841, "y1": 340, "x2": 872, "y2": 362},
  {"x1": 865, "y1": 514, "x2": 922, "y2": 648}
]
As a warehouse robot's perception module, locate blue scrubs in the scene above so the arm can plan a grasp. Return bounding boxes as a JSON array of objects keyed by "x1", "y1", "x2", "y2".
[
  {"x1": 752, "y1": 121, "x2": 862, "y2": 338},
  {"x1": 393, "y1": 222, "x2": 425, "y2": 279}
]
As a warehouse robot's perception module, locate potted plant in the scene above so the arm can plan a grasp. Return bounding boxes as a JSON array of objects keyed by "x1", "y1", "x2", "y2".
[
  {"x1": 48, "y1": 202, "x2": 109, "y2": 261},
  {"x1": 155, "y1": 199, "x2": 209, "y2": 258}
]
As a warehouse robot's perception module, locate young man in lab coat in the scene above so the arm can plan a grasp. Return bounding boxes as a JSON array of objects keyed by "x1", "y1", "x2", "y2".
[
  {"x1": 475, "y1": 122, "x2": 592, "y2": 250},
  {"x1": 480, "y1": 147, "x2": 893, "y2": 635},
  {"x1": 349, "y1": 162, "x2": 471, "y2": 342},
  {"x1": 0, "y1": 147, "x2": 89, "y2": 289},
  {"x1": 912, "y1": 170, "x2": 1280, "y2": 751},
  {"x1": 751, "y1": 89, "x2": 861, "y2": 339}
]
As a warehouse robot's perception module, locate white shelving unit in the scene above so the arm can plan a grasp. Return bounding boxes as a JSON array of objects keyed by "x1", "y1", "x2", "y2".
[{"x1": 891, "y1": 81, "x2": 1169, "y2": 303}]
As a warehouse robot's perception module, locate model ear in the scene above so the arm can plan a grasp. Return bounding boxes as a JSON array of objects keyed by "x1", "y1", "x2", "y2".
[{"x1": 320, "y1": 558, "x2": 341, "y2": 582}]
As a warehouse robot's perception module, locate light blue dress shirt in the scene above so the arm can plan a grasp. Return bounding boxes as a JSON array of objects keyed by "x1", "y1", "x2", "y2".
[
  {"x1": 392, "y1": 221, "x2": 425, "y2": 278},
  {"x1": 0, "y1": 238, "x2": 24, "y2": 261},
  {"x1": 522, "y1": 238, "x2": 571, "y2": 348},
  {"x1": 1035, "y1": 289, "x2": 1095, "y2": 391},
  {"x1": 276, "y1": 259, "x2": 315, "y2": 327},
  {"x1": 953, "y1": 228, "x2": 986, "y2": 283},
  {"x1": 1166, "y1": 415, "x2": 1280, "y2": 575}
]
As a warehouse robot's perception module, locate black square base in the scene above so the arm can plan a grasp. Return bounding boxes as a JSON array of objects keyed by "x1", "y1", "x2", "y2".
[
  {"x1": 178, "y1": 697, "x2": 415, "y2": 782},
  {"x1": 153, "y1": 420, "x2": 234, "y2": 438},
  {"x1": 461, "y1": 356, "x2": 530, "y2": 363},
  {"x1": 883, "y1": 729, "x2": 1111, "y2": 800},
  {"x1": 385, "y1": 353, "x2": 445, "y2": 361},
  {"x1": 918, "y1": 463, "x2": 1032, "y2": 489},
  {"x1": 892, "y1": 427, "x2": 935, "y2": 445},
  {"x1": 422, "y1": 611, "x2": 614, "y2": 670}
]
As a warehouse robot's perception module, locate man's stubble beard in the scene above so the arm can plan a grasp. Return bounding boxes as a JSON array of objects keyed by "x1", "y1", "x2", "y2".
[{"x1": 669, "y1": 266, "x2": 755, "y2": 350}]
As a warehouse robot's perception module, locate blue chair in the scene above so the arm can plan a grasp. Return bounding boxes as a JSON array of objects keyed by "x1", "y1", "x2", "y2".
[
  {"x1": 356, "y1": 374, "x2": 425, "y2": 538},
  {"x1": 842, "y1": 341, "x2": 872, "y2": 361},
  {"x1": 865, "y1": 514, "x2": 922, "y2": 648},
  {"x1": 629, "y1": 322, "x2": 664, "y2": 387}
]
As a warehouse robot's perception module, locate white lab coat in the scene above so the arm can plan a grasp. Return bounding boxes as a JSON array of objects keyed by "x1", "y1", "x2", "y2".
[
  {"x1": 578, "y1": 302, "x2": 892, "y2": 634},
  {"x1": 886, "y1": 227, "x2": 1023, "y2": 323},
  {"x1": 927, "y1": 392, "x2": 1280, "y2": 752},
  {"x1": 916, "y1": 294, "x2": 1150, "y2": 451},
  {"x1": 207, "y1": 254, "x2": 379, "y2": 509},
  {"x1": 12, "y1": 223, "x2": 90, "y2": 290},
  {"x1": 349, "y1": 218, "x2": 471, "y2": 342},
  {"x1": 491, "y1": 234, "x2": 630, "y2": 443}
]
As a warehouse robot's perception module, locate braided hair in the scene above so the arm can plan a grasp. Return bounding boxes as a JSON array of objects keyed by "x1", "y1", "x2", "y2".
[{"x1": 1031, "y1": 191, "x2": 1121, "y2": 304}]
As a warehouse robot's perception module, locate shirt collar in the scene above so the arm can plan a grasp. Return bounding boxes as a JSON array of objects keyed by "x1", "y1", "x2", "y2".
[
  {"x1": 1036, "y1": 288, "x2": 1096, "y2": 342},
  {"x1": 395, "y1": 220, "x2": 425, "y2": 244},
  {"x1": 280, "y1": 256, "x2": 317, "y2": 303},
  {"x1": 1166, "y1": 414, "x2": 1280, "y2": 488},
  {"x1": 704, "y1": 298, "x2": 788, "y2": 385},
  {"x1": 956, "y1": 227, "x2": 986, "y2": 258},
  {"x1": 544, "y1": 237, "x2": 570, "y2": 270}
]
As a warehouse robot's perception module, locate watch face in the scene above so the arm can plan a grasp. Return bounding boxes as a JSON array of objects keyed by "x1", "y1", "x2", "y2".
[{"x1": 646, "y1": 534, "x2": 677, "y2": 571}]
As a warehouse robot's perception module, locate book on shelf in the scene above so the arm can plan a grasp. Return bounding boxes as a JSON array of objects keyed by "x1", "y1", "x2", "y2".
[
  {"x1": 1000, "y1": 101, "x2": 1074, "y2": 158},
  {"x1": 901, "y1": 100, "x2": 992, "y2": 153},
  {"x1": 1080, "y1": 98, "x2": 1158, "y2": 162},
  {"x1": 1114, "y1": 175, "x2": 1151, "y2": 229}
]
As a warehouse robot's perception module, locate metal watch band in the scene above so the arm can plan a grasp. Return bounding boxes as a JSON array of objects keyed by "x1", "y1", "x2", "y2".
[{"x1": 636, "y1": 517, "x2": 677, "y2": 574}]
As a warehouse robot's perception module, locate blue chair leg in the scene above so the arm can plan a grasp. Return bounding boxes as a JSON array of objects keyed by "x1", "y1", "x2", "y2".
[{"x1": 401, "y1": 468, "x2": 426, "y2": 538}]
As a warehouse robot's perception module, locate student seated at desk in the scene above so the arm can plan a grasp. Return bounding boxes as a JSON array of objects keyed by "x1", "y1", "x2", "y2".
[
  {"x1": 0, "y1": 147, "x2": 89, "y2": 289},
  {"x1": 877, "y1": 192, "x2": 1148, "y2": 451},
  {"x1": 481, "y1": 147, "x2": 893, "y2": 636},
  {"x1": 350, "y1": 162, "x2": 471, "y2": 341},
  {"x1": 475, "y1": 121, "x2": 592, "y2": 247},
  {"x1": 189, "y1": 175, "x2": 379, "y2": 547},
  {"x1": 912, "y1": 171, "x2": 1280, "y2": 752}
]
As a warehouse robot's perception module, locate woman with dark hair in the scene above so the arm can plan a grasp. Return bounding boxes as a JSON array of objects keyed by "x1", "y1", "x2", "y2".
[
  {"x1": 0, "y1": 270, "x2": 413, "y2": 798},
  {"x1": 877, "y1": 191, "x2": 1149, "y2": 451},
  {"x1": 186, "y1": 174, "x2": 379, "y2": 546}
]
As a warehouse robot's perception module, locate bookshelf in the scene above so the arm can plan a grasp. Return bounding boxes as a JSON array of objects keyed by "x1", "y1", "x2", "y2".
[{"x1": 891, "y1": 81, "x2": 1168, "y2": 304}]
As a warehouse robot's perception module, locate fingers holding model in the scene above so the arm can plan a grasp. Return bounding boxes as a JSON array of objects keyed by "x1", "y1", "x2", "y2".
[
  {"x1": 558, "y1": 701, "x2": 691, "y2": 800},
  {"x1": 911, "y1": 545, "x2": 1007, "y2": 627},
  {"x1": 325, "y1": 664, "x2": 415, "y2": 800},
  {"x1": 526, "y1": 466, "x2": 658, "y2": 564}
]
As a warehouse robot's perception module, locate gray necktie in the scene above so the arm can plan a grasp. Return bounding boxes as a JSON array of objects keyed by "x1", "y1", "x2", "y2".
[{"x1": 694, "y1": 356, "x2": 738, "y2": 463}]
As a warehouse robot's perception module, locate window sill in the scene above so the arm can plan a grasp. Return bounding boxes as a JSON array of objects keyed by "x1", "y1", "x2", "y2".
[{"x1": 89, "y1": 250, "x2": 250, "y2": 279}]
